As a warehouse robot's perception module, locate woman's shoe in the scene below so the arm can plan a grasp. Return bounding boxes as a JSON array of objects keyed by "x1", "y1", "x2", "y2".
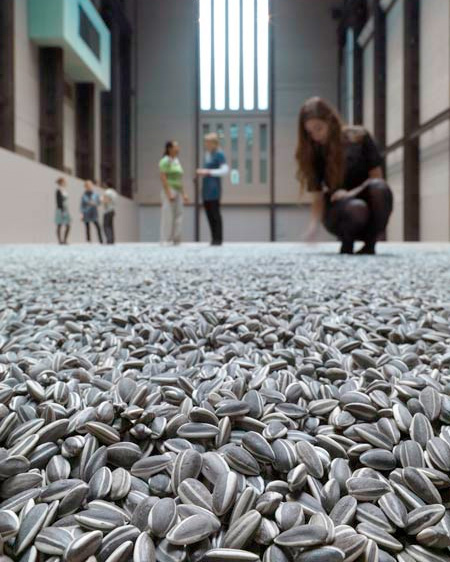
[
  {"x1": 340, "y1": 240, "x2": 354, "y2": 254},
  {"x1": 356, "y1": 243, "x2": 376, "y2": 255}
]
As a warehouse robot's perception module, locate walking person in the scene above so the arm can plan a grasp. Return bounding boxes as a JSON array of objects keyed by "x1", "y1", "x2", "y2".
[
  {"x1": 159, "y1": 141, "x2": 189, "y2": 245},
  {"x1": 55, "y1": 177, "x2": 71, "y2": 244},
  {"x1": 102, "y1": 183, "x2": 117, "y2": 244},
  {"x1": 297, "y1": 97, "x2": 393, "y2": 254},
  {"x1": 196, "y1": 133, "x2": 229, "y2": 246},
  {"x1": 80, "y1": 181, "x2": 103, "y2": 243}
]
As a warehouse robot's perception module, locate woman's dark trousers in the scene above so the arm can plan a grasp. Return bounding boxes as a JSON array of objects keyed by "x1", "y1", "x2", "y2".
[
  {"x1": 104, "y1": 211, "x2": 115, "y2": 244},
  {"x1": 323, "y1": 179, "x2": 393, "y2": 253},
  {"x1": 85, "y1": 221, "x2": 103, "y2": 243},
  {"x1": 204, "y1": 200, "x2": 223, "y2": 245}
]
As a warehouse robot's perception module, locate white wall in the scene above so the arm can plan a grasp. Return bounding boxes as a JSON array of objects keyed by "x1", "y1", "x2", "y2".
[
  {"x1": 14, "y1": 0, "x2": 40, "y2": 159},
  {"x1": 363, "y1": 38, "x2": 375, "y2": 135},
  {"x1": 385, "y1": 0, "x2": 404, "y2": 240},
  {"x1": 386, "y1": 0, "x2": 404, "y2": 146},
  {"x1": 64, "y1": 93, "x2": 76, "y2": 175},
  {"x1": 135, "y1": 0, "x2": 197, "y2": 207},
  {"x1": 418, "y1": 0, "x2": 450, "y2": 241},
  {"x1": 273, "y1": 0, "x2": 338, "y2": 206},
  {"x1": 419, "y1": 0, "x2": 450, "y2": 124},
  {"x1": 419, "y1": 122, "x2": 450, "y2": 241},
  {"x1": 14, "y1": 0, "x2": 100, "y2": 177},
  {"x1": 386, "y1": 147, "x2": 404, "y2": 241},
  {"x1": 0, "y1": 149, "x2": 139, "y2": 243}
]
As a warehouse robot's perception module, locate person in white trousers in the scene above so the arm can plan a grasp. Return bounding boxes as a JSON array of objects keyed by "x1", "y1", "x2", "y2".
[{"x1": 159, "y1": 141, "x2": 189, "y2": 245}]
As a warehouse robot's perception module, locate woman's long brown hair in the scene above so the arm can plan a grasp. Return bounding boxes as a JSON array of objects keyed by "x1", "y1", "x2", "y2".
[{"x1": 296, "y1": 97, "x2": 345, "y2": 193}]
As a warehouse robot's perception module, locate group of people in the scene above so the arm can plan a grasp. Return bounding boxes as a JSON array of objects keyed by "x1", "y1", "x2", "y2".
[
  {"x1": 55, "y1": 98, "x2": 393, "y2": 255},
  {"x1": 159, "y1": 132, "x2": 228, "y2": 246},
  {"x1": 160, "y1": 98, "x2": 393, "y2": 255},
  {"x1": 55, "y1": 179, "x2": 117, "y2": 245}
]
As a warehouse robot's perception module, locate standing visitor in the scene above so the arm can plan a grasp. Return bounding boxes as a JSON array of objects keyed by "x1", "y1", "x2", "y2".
[
  {"x1": 81, "y1": 181, "x2": 103, "y2": 243},
  {"x1": 196, "y1": 133, "x2": 229, "y2": 246},
  {"x1": 159, "y1": 141, "x2": 189, "y2": 245},
  {"x1": 102, "y1": 183, "x2": 117, "y2": 245},
  {"x1": 296, "y1": 97, "x2": 393, "y2": 254},
  {"x1": 55, "y1": 177, "x2": 71, "y2": 245}
]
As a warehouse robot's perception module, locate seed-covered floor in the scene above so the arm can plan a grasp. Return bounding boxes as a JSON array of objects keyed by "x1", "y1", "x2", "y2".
[{"x1": 1, "y1": 243, "x2": 450, "y2": 562}]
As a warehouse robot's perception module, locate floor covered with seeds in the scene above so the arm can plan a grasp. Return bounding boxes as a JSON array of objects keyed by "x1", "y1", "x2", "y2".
[{"x1": 1, "y1": 243, "x2": 450, "y2": 562}]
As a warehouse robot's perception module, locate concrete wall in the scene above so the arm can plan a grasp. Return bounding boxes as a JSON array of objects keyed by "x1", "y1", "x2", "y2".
[
  {"x1": 0, "y1": 148, "x2": 139, "y2": 243},
  {"x1": 273, "y1": 0, "x2": 338, "y2": 206},
  {"x1": 386, "y1": 0, "x2": 404, "y2": 146},
  {"x1": 64, "y1": 92, "x2": 76, "y2": 175},
  {"x1": 419, "y1": 0, "x2": 450, "y2": 124},
  {"x1": 418, "y1": 0, "x2": 450, "y2": 241},
  {"x1": 135, "y1": 0, "x2": 197, "y2": 208},
  {"x1": 362, "y1": 38, "x2": 375, "y2": 135},
  {"x1": 386, "y1": 147, "x2": 404, "y2": 241},
  {"x1": 362, "y1": 0, "x2": 450, "y2": 242},
  {"x1": 384, "y1": 0, "x2": 404, "y2": 240},
  {"x1": 13, "y1": 0, "x2": 103, "y2": 179},
  {"x1": 14, "y1": 0, "x2": 40, "y2": 159}
]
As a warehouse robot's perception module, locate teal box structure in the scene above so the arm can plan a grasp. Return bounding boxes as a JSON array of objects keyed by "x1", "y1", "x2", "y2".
[{"x1": 28, "y1": 0, "x2": 111, "y2": 90}]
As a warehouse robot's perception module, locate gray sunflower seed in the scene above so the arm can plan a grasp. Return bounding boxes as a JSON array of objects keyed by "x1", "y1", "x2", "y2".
[
  {"x1": 241, "y1": 432, "x2": 275, "y2": 463},
  {"x1": 356, "y1": 523, "x2": 403, "y2": 552},
  {"x1": 131, "y1": 454, "x2": 172, "y2": 480},
  {"x1": 378, "y1": 492, "x2": 407, "y2": 528},
  {"x1": 406, "y1": 504, "x2": 446, "y2": 535},
  {"x1": 110, "y1": 467, "x2": 131, "y2": 501},
  {"x1": 134, "y1": 532, "x2": 156, "y2": 562},
  {"x1": 103, "y1": 540, "x2": 134, "y2": 562},
  {"x1": 223, "y1": 510, "x2": 262, "y2": 549},
  {"x1": 223, "y1": 446, "x2": 260, "y2": 476},
  {"x1": 347, "y1": 477, "x2": 390, "y2": 502},
  {"x1": 88, "y1": 467, "x2": 112, "y2": 501},
  {"x1": 212, "y1": 471, "x2": 238, "y2": 516},
  {"x1": 295, "y1": 441, "x2": 324, "y2": 479},
  {"x1": 167, "y1": 514, "x2": 217, "y2": 545},
  {"x1": 15, "y1": 503, "x2": 49, "y2": 555},
  {"x1": 204, "y1": 548, "x2": 260, "y2": 561},
  {"x1": 171, "y1": 449, "x2": 203, "y2": 492},
  {"x1": 402, "y1": 468, "x2": 442, "y2": 504},
  {"x1": 0, "y1": 509, "x2": 20, "y2": 540},
  {"x1": 97, "y1": 525, "x2": 140, "y2": 562},
  {"x1": 178, "y1": 478, "x2": 213, "y2": 511},
  {"x1": 35, "y1": 527, "x2": 72, "y2": 555},
  {"x1": 148, "y1": 498, "x2": 177, "y2": 538},
  {"x1": 329, "y1": 496, "x2": 357, "y2": 526},
  {"x1": 410, "y1": 414, "x2": 434, "y2": 449},
  {"x1": 360, "y1": 450, "x2": 396, "y2": 471}
]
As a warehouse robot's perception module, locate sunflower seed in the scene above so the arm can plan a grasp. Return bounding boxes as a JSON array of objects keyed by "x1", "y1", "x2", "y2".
[{"x1": 148, "y1": 498, "x2": 177, "y2": 537}]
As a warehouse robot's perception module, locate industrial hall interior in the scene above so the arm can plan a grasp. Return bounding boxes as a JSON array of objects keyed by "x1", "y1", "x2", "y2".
[{"x1": 1, "y1": 1, "x2": 450, "y2": 562}]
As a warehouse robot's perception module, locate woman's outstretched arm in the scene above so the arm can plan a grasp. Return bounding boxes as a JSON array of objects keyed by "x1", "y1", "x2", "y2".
[{"x1": 304, "y1": 192, "x2": 324, "y2": 242}]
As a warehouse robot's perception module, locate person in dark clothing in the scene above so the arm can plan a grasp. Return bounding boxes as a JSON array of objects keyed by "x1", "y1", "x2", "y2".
[
  {"x1": 55, "y1": 177, "x2": 71, "y2": 244},
  {"x1": 296, "y1": 97, "x2": 393, "y2": 254},
  {"x1": 80, "y1": 181, "x2": 103, "y2": 243},
  {"x1": 196, "y1": 133, "x2": 229, "y2": 246}
]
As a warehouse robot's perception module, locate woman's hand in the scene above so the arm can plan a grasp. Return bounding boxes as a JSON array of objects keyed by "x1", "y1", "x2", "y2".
[
  {"x1": 169, "y1": 192, "x2": 175, "y2": 202},
  {"x1": 183, "y1": 194, "x2": 189, "y2": 204},
  {"x1": 330, "y1": 189, "x2": 351, "y2": 203},
  {"x1": 196, "y1": 169, "x2": 209, "y2": 177},
  {"x1": 304, "y1": 223, "x2": 319, "y2": 244}
]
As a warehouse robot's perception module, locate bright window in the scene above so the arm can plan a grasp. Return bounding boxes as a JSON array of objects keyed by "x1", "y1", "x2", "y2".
[{"x1": 199, "y1": 0, "x2": 270, "y2": 112}]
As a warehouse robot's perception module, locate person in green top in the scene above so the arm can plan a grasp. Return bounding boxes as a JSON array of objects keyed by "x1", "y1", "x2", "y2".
[{"x1": 159, "y1": 141, "x2": 189, "y2": 245}]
